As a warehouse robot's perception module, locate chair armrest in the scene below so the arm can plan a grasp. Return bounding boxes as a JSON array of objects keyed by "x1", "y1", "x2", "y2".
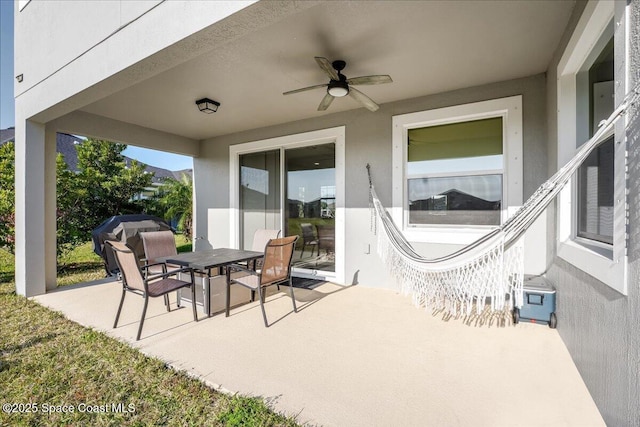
[
  {"x1": 227, "y1": 263, "x2": 258, "y2": 275},
  {"x1": 141, "y1": 261, "x2": 167, "y2": 271},
  {"x1": 145, "y1": 267, "x2": 194, "y2": 282}
]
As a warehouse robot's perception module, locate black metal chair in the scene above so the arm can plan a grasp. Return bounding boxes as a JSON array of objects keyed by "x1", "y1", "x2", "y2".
[
  {"x1": 226, "y1": 236, "x2": 298, "y2": 327},
  {"x1": 107, "y1": 240, "x2": 198, "y2": 340}
]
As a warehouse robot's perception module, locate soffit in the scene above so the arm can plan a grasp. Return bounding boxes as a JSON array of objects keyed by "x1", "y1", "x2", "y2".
[{"x1": 80, "y1": 0, "x2": 575, "y2": 141}]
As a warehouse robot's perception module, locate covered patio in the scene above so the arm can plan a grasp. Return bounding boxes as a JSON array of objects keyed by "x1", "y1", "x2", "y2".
[
  {"x1": 13, "y1": 1, "x2": 640, "y2": 424},
  {"x1": 34, "y1": 278, "x2": 604, "y2": 426}
]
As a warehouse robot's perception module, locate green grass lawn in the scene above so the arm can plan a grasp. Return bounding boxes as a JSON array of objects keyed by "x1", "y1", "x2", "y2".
[{"x1": 0, "y1": 240, "x2": 300, "y2": 426}]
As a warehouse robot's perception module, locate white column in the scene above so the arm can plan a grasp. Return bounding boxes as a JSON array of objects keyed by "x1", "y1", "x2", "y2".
[
  {"x1": 14, "y1": 118, "x2": 57, "y2": 296},
  {"x1": 44, "y1": 128, "x2": 57, "y2": 291}
]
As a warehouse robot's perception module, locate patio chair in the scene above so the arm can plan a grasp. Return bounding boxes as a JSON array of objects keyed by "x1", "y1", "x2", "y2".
[
  {"x1": 140, "y1": 230, "x2": 182, "y2": 309},
  {"x1": 249, "y1": 228, "x2": 281, "y2": 271},
  {"x1": 107, "y1": 240, "x2": 198, "y2": 340},
  {"x1": 226, "y1": 235, "x2": 299, "y2": 327},
  {"x1": 251, "y1": 229, "x2": 281, "y2": 252},
  {"x1": 316, "y1": 224, "x2": 335, "y2": 255},
  {"x1": 140, "y1": 230, "x2": 180, "y2": 273},
  {"x1": 299, "y1": 223, "x2": 318, "y2": 258},
  {"x1": 248, "y1": 229, "x2": 281, "y2": 301}
]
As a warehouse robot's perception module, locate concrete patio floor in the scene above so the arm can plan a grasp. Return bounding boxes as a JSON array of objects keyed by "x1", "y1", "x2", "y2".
[{"x1": 34, "y1": 278, "x2": 605, "y2": 427}]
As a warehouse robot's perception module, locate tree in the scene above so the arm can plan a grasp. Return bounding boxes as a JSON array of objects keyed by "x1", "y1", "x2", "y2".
[
  {"x1": 0, "y1": 143, "x2": 73, "y2": 254},
  {"x1": 153, "y1": 173, "x2": 193, "y2": 240},
  {"x1": 0, "y1": 142, "x2": 15, "y2": 253},
  {"x1": 56, "y1": 138, "x2": 153, "y2": 254},
  {"x1": 0, "y1": 138, "x2": 153, "y2": 257},
  {"x1": 56, "y1": 153, "x2": 86, "y2": 252}
]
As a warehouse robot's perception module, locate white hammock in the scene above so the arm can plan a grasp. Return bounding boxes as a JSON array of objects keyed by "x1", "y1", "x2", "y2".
[{"x1": 369, "y1": 90, "x2": 637, "y2": 317}]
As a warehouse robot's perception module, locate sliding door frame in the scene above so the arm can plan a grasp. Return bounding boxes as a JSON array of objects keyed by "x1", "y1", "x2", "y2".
[{"x1": 229, "y1": 126, "x2": 346, "y2": 284}]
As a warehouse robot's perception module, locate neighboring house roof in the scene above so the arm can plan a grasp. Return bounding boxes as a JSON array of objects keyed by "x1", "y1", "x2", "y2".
[
  {"x1": 172, "y1": 169, "x2": 192, "y2": 180},
  {"x1": 0, "y1": 127, "x2": 16, "y2": 145},
  {"x1": 410, "y1": 189, "x2": 501, "y2": 211},
  {"x1": 56, "y1": 132, "x2": 83, "y2": 171},
  {"x1": 0, "y1": 127, "x2": 190, "y2": 183}
]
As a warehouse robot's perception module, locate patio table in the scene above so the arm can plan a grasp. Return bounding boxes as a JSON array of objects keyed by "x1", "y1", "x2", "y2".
[{"x1": 159, "y1": 248, "x2": 263, "y2": 317}]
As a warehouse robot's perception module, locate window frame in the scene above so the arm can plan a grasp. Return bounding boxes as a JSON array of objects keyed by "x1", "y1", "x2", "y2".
[
  {"x1": 392, "y1": 96, "x2": 523, "y2": 245},
  {"x1": 556, "y1": 0, "x2": 628, "y2": 294}
]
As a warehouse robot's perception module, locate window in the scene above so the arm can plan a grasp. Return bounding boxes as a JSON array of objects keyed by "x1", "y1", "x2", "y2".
[
  {"x1": 392, "y1": 96, "x2": 522, "y2": 244},
  {"x1": 576, "y1": 34, "x2": 614, "y2": 244},
  {"x1": 407, "y1": 117, "x2": 503, "y2": 226},
  {"x1": 556, "y1": 0, "x2": 627, "y2": 294}
]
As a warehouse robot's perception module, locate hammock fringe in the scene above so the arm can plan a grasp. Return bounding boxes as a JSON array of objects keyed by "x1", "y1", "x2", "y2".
[{"x1": 372, "y1": 186, "x2": 524, "y2": 316}]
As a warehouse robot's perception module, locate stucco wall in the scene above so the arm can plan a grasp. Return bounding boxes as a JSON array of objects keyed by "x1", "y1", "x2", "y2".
[
  {"x1": 545, "y1": 1, "x2": 640, "y2": 426},
  {"x1": 13, "y1": 0, "x2": 260, "y2": 122},
  {"x1": 14, "y1": 0, "x2": 162, "y2": 96},
  {"x1": 194, "y1": 73, "x2": 548, "y2": 288}
]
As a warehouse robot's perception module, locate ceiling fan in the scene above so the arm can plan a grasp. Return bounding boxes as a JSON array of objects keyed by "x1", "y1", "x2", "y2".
[{"x1": 283, "y1": 57, "x2": 392, "y2": 112}]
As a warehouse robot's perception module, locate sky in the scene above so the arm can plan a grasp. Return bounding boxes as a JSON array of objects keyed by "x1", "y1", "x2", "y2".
[
  {"x1": 0, "y1": 0, "x2": 14, "y2": 129},
  {"x1": 0, "y1": 1, "x2": 192, "y2": 171}
]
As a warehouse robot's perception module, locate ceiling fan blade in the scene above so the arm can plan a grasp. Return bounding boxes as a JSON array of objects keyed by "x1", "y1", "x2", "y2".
[
  {"x1": 283, "y1": 84, "x2": 328, "y2": 95},
  {"x1": 347, "y1": 75, "x2": 393, "y2": 86},
  {"x1": 315, "y1": 57, "x2": 339, "y2": 80},
  {"x1": 349, "y1": 87, "x2": 379, "y2": 112},
  {"x1": 318, "y1": 93, "x2": 334, "y2": 111}
]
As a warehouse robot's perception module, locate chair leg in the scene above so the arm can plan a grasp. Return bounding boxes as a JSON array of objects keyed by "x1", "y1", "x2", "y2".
[
  {"x1": 136, "y1": 296, "x2": 149, "y2": 341},
  {"x1": 250, "y1": 290, "x2": 256, "y2": 302},
  {"x1": 113, "y1": 289, "x2": 126, "y2": 328},
  {"x1": 257, "y1": 286, "x2": 268, "y2": 327},
  {"x1": 300, "y1": 244, "x2": 305, "y2": 259},
  {"x1": 288, "y1": 279, "x2": 297, "y2": 313},
  {"x1": 191, "y1": 284, "x2": 198, "y2": 322},
  {"x1": 176, "y1": 289, "x2": 181, "y2": 307},
  {"x1": 164, "y1": 294, "x2": 170, "y2": 312},
  {"x1": 225, "y1": 268, "x2": 231, "y2": 317}
]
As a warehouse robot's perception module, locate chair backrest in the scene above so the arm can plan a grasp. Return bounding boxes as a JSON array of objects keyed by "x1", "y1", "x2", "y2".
[
  {"x1": 99, "y1": 232, "x2": 120, "y2": 275},
  {"x1": 261, "y1": 235, "x2": 298, "y2": 286},
  {"x1": 300, "y1": 223, "x2": 315, "y2": 242},
  {"x1": 251, "y1": 229, "x2": 281, "y2": 252},
  {"x1": 107, "y1": 240, "x2": 146, "y2": 292},
  {"x1": 316, "y1": 224, "x2": 335, "y2": 252},
  {"x1": 140, "y1": 230, "x2": 177, "y2": 263}
]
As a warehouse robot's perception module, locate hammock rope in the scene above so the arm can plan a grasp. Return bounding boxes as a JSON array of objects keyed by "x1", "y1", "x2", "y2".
[{"x1": 368, "y1": 87, "x2": 639, "y2": 316}]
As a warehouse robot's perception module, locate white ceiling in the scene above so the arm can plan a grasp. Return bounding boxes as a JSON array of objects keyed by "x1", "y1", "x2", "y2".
[{"x1": 80, "y1": 0, "x2": 575, "y2": 141}]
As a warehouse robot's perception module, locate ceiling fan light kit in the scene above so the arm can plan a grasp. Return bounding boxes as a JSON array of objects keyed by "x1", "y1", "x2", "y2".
[
  {"x1": 283, "y1": 57, "x2": 392, "y2": 112},
  {"x1": 328, "y1": 80, "x2": 349, "y2": 97}
]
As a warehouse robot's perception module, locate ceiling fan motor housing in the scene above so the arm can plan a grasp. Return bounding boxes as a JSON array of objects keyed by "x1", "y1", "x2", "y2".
[{"x1": 332, "y1": 60, "x2": 347, "y2": 72}]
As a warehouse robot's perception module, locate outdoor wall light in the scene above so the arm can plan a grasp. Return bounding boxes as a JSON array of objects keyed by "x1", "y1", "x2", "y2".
[
  {"x1": 195, "y1": 98, "x2": 220, "y2": 114},
  {"x1": 16, "y1": 74, "x2": 23, "y2": 83}
]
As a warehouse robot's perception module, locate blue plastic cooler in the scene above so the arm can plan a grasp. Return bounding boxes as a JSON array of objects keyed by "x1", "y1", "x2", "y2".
[{"x1": 514, "y1": 275, "x2": 557, "y2": 328}]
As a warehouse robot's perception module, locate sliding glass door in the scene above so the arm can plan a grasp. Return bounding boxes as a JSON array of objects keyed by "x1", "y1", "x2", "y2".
[
  {"x1": 285, "y1": 144, "x2": 336, "y2": 273},
  {"x1": 239, "y1": 150, "x2": 281, "y2": 251},
  {"x1": 239, "y1": 143, "x2": 336, "y2": 275}
]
